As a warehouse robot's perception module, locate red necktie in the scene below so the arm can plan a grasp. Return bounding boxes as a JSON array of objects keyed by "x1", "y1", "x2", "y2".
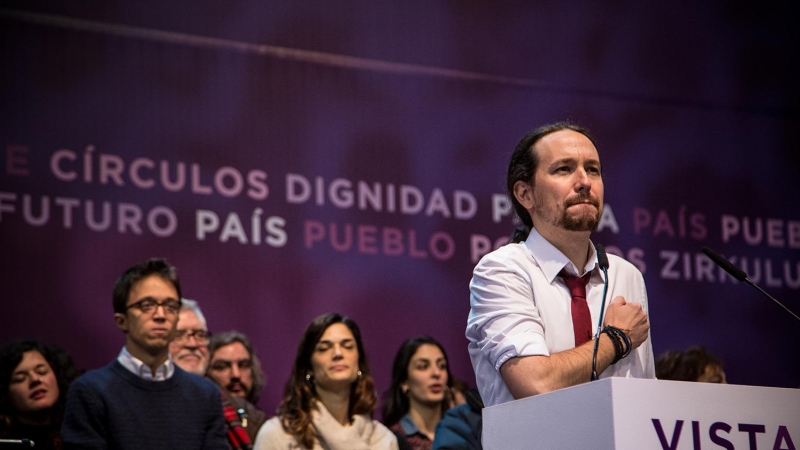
[{"x1": 559, "y1": 271, "x2": 592, "y2": 347}]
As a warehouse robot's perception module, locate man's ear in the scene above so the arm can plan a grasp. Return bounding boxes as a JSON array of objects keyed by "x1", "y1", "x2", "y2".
[
  {"x1": 513, "y1": 180, "x2": 535, "y2": 210},
  {"x1": 114, "y1": 312, "x2": 129, "y2": 333}
]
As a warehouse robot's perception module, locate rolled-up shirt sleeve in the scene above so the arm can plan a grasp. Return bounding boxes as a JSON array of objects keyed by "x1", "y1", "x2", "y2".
[{"x1": 467, "y1": 246, "x2": 550, "y2": 371}]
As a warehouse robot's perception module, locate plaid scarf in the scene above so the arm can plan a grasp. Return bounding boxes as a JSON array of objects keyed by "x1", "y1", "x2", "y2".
[{"x1": 221, "y1": 392, "x2": 253, "y2": 450}]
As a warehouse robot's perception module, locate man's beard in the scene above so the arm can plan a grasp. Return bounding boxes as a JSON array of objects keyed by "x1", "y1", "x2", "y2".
[
  {"x1": 562, "y1": 210, "x2": 601, "y2": 231},
  {"x1": 226, "y1": 381, "x2": 250, "y2": 398},
  {"x1": 534, "y1": 194, "x2": 602, "y2": 232},
  {"x1": 561, "y1": 196, "x2": 602, "y2": 231},
  {"x1": 175, "y1": 350, "x2": 207, "y2": 375}
]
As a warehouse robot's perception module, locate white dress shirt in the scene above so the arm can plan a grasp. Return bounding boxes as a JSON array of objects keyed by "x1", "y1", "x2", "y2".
[
  {"x1": 466, "y1": 227, "x2": 655, "y2": 407},
  {"x1": 117, "y1": 346, "x2": 175, "y2": 381}
]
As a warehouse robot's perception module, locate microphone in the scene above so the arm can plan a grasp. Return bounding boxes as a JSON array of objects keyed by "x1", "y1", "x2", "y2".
[
  {"x1": 0, "y1": 439, "x2": 34, "y2": 447},
  {"x1": 701, "y1": 247, "x2": 800, "y2": 323},
  {"x1": 591, "y1": 244, "x2": 610, "y2": 381},
  {"x1": 701, "y1": 246, "x2": 746, "y2": 281},
  {"x1": 596, "y1": 244, "x2": 610, "y2": 272}
]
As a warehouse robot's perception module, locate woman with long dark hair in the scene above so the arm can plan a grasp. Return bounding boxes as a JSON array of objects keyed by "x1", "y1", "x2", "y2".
[
  {"x1": 0, "y1": 340, "x2": 80, "y2": 450},
  {"x1": 254, "y1": 313, "x2": 397, "y2": 449},
  {"x1": 382, "y1": 336, "x2": 452, "y2": 450}
]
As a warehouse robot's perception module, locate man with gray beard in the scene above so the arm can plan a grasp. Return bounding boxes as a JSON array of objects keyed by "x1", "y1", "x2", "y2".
[
  {"x1": 169, "y1": 299, "x2": 210, "y2": 376},
  {"x1": 466, "y1": 122, "x2": 655, "y2": 408}
]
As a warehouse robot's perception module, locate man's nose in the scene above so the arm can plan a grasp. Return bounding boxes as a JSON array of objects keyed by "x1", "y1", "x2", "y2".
[
  {"x1": 152, "y1": 305, "x2": 167, "y2": 321},
  {"x1": 185, "y1": 334, "x2": 198, "y2": 347},
  {"x1": 575, "y1": 169, "x2": 591, "y2": 190},
  {"x1": 231, "y1": 364, "x2": 241, "y2": 378}
]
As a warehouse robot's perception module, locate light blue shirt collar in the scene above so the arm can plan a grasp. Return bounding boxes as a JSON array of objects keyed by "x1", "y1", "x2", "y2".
[
  {"x1": 117, "y1": 346, "x2": 175, "y2": 381},
  {"x1": 399, "y1": 413, "x2": 429, "y2": 439}
]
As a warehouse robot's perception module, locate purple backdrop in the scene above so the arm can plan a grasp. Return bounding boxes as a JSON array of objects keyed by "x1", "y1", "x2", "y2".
[{"x1": 2, "y1": 2, "x2": 799, "y2": 414}]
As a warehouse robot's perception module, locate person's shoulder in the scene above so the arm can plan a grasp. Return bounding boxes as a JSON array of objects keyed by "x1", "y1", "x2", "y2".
[
  {"x1": 351, "y1": 415, "x2": 395, "y2": 439},
  {"x1": 607, "y1": 253, "x2": 643, "y2": 276},
  {"x1": 442, "y1": 402, "x2": 482, "y2": 428},
  {"x1": 174, "y1": 367, "x2": 221, "y2": 395},
  {"x1": 371, "y1": 418, "x2": 394, "y2": 434},
  {"x1": 71, "y1": 361, "x2": 119, "y2": 387},
  {"x1": 365, "y1": 418, "x2": 400, "y2": 450},
  {"x1": 258, "y1": 416, "x2": 283, "y2": 433},
  {"x1": 471, "y1": 242, "x2": 535, "y2": 289},
  {"x1": 474, "y1": 242, "x2": 529, "y2": 270},
  {"x1": 442, "y1": 403, "x2": 471, "y2": 419},
  {"x1": 389, "y1": 426, "x2": 410, "y2": 450},
  {"x1": 229, "y1": 395, "x2": 267, "y2": 423},
  {"x1": 254, "y1": 416, "x2": 291, "y2": 447},
  {"x1": 483, "y1": 241, "x2": 527, "y2": 260},
  {"x1": 435, "y1": 404, "x2": 475, "y2": 438}
]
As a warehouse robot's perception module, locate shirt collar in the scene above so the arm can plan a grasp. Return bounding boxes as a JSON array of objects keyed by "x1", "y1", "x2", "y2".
[
  {"x1": 117, "y1": 346, "x2": 175, "y2": 381},
  {"x1": 523, "y1": 227, "x2": 599, "y2": 283},
  {"x1": 399, "y1": 413, "x2": 423, "y2": 437}
]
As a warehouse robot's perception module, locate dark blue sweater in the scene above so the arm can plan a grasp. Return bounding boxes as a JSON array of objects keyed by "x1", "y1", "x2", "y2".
[{"x1": 62, "y1": 360, "x2": 228, "y2": 450}]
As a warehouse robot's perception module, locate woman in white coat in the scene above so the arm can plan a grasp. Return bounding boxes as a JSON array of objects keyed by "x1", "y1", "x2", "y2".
[{"x1": 254, "y1": 313, "x2": 398, "y2": 450}]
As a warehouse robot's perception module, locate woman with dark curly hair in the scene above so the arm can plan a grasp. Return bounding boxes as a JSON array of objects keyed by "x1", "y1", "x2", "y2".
[
  {"x1": 0, "y1": 339, "x2": 80, "y2": 450},
  {"x1": 254, "y1": 313, "x2": 397, "y2": 450},
  {"x1": 382, "y1": 336, "x2": 452, "y2": 450}
]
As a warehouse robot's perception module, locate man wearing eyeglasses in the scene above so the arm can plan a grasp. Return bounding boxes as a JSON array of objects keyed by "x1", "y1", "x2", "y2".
[
  {"x1": 62, "y1": 258, "x2": 228, "y2": 449},
  {"x1": 169, "y1": 298, "x2": 211, "y2": 376}
]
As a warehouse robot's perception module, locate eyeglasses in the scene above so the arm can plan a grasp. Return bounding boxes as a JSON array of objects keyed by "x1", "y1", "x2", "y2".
[
  {"x1": 125, "y1": 298, "x2": 181, "y2": 315},
  {"x1": 173, "y1": 329, "x2": 211, "y2": 344},
  {"x1": 209, "y1": 358, "x2": 253, "y2": 372}
]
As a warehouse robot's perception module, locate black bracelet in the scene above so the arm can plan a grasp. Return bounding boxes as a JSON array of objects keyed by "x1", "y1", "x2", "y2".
[
  {"x1": 620, "y1": 330, "x2": 632, "y2": 358},
  {"x1": 603, "y1": 327, "x2": 623, "y2": 364},
  {"x1": 604, "y1": 326, "x2": 632, "y2": 362},
  {"x1": 609, "y1": 326, "x2": 632, "y2": 358}
]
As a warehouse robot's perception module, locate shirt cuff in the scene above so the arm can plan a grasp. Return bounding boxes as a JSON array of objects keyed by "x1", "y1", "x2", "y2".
[{"x1": 492, "y1": 334, "x2": 550, "y2": 371}]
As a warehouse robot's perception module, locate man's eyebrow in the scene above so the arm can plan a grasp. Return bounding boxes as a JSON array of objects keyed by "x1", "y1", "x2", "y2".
[
  {"x1": 547, "y1": 157, "x2": 577, "y2": 168},
  {"x1": 547, "y1": 157, "x2": 601, "y2": 168},
  {"x1": 132, "y1": 295, "x2": 179, "y2": 302}
]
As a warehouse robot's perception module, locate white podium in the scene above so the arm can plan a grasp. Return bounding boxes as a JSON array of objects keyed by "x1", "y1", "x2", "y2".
[{"x1": 482, "y1": 378, "x2": 800, "y2": 450}]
